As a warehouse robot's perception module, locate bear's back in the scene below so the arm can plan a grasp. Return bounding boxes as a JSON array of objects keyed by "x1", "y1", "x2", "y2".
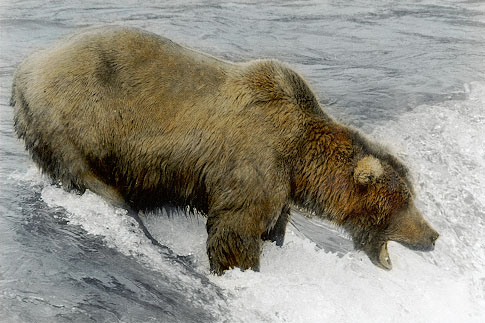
[{"x1": 15, "y1": 26, "x2": 230, "y2": 121}]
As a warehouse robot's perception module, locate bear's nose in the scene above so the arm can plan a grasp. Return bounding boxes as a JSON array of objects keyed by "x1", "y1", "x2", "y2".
[{"x1": 430, "y1": 232, "x2": 439, "y2": 246}]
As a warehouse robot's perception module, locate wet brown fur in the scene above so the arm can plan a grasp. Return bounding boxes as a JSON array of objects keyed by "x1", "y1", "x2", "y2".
[{"x1": 11, "y1": 26, "x2": 438, "y2": 274}]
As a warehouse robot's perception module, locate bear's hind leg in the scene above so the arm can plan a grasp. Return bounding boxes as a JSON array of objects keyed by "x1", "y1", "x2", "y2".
[
  {"x1": 82, "y1": 172, "x2": 169, "y2": 251},
  {"x1": 82, "y1": 172, "x2": 126, "y2": 208},
  {"x1": 261, "y1": 205, "x2": 290, "y2": 246}
]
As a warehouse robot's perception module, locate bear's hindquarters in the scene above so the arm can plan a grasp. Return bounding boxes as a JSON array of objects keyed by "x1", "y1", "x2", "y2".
[
  {"x1": 11, "y1": 81, "x2": 126, "y2": 206},
  {"x1": 261, "y1": 205, "x2": 290, "y2": 246}
]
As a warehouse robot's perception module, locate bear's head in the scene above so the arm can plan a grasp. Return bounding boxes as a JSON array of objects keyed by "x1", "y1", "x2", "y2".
[{"x1": 350, "y1": 155, "x2": 439, "y2": 270}]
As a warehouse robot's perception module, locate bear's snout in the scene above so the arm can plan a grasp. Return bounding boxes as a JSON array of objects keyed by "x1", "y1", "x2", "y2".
[
  {"x1": 431, "y1": 231, "x2": 439, "y2": 245},
  {"x1": 421, "y1": 226, "x2": 439, "y2": 251},
  {"x1": 385, "y1": 203, "x2": 440, "y2": 254},
  {"x1": 426, "y1": 230, "x2": 440, "y2": 250},
  {"x1": 399, "y1": 228, "x2": 439, "y2": 252}
]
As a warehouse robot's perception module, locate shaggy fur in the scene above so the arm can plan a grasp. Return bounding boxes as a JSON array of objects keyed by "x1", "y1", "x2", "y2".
[{"x1": 11, "y1": 26, "x2": 438, "y2": 274}]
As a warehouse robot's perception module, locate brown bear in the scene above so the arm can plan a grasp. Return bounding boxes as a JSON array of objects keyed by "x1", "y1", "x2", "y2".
[{"x1": 11, "y1": 26, "x2": 439, "y2": 275}]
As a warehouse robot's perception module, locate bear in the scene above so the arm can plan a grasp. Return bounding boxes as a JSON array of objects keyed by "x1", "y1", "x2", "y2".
[{"x1": 11, "y1": 26, "x2": 439, "y2": 275}]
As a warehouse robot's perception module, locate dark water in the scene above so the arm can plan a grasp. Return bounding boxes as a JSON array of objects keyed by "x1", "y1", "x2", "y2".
[
  {"x1": 0, "y1": 170, "x2": 225, "y2": 322},
  {"x1": 1, "y1": 1, "x2": 484, "y2": 322}
]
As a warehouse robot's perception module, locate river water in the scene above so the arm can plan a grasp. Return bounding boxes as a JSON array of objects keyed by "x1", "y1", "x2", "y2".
[{"x1": 1, "y1": 1, "x2": 484, "y2": 322}]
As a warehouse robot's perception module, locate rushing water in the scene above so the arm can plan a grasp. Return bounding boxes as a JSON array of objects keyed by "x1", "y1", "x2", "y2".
[{"x1": 1, "y1": 1, "x2": 484, "y2": 322}]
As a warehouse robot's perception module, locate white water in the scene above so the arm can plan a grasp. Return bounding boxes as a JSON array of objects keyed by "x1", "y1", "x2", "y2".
[{"x1": 26, "y1": 82, "x2": 485, "y2": 322}]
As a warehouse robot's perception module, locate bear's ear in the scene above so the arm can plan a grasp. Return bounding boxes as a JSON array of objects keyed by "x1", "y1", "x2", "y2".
[{"x1": 354, "y1": 155, "x2": 384, "y2": 185}]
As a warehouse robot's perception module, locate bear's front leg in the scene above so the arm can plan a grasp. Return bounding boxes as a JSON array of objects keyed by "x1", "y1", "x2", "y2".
[{"x1": 206, "y1": 213, "x2": 262, "y2": 275}]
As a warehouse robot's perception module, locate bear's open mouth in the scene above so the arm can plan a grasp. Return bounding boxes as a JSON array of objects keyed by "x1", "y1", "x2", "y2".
[{"x1": 376, "y1": 242, "x2": 392, "y2": 270}]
